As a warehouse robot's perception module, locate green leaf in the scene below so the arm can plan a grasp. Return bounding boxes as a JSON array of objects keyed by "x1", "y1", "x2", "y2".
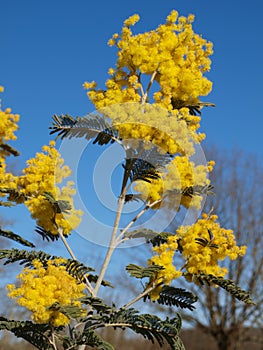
[
  {"x1": 84, "y1": 308, "x2": 184, "y2": 350},
  {"x1": 0, "y1": 317, "x2": 53, "y2": 350},
  {"x1": 123, "y1": 145, "x2": 173, "y2": 185},
  {"x1": 126, "y1": 263, "x2": 164, "y2": 279},
  {"x1": 35, "y1": 226, "x2": 59, "y2": 242},
  {"x1": 0, "y1": 143, "x2": 20, "y2": 157},
  {"x1": 124, "y1": 229, "x2": 173, "y2": 246},
  {"x1": 43, "y1": 191, "x2": 72, "y2": 213},
  {"x1": 0, "y1": 248, "x2": 111, "y2": 287},
  {"x1": 77, "y1": 329, "x2": 115, "y2": 350},
  {"x1": 0, "y1": 248, "x2": 52, "y2": 267},
  {"x1": 50, "y1": 113, "x2": 120, "y2": 145},
  {"x1": 47, "y1": 302, "x2": 84, "y2": 320},
  {"x1": 188, "y1": 273, "x2": 255, "y2": 305},
  {"x1": 0, "y1": 228, "x2": 35, "y2": 247},
  {"x1": 144, "y1": 286, "x2": 198, "y2": 311},
  {"x1": 80, "y1": 296, "x2": 114, "y2": 314}
]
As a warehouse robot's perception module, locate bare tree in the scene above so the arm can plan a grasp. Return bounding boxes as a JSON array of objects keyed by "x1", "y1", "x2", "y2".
[{"x1": 180, "y1": 147, "x2": 263, "y2": 350}]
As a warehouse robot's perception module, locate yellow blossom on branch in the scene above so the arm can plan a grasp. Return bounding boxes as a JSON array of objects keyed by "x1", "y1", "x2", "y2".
[
  {"x1": 177, "y1": 213, "x2": 246, "y2": 277},
  {"x1": 18, "y1": 141, "x2": 82, "y2": 235},
  {"x1": 83, "y1": 10, "x2": 213, "y2": 135},
  {"x1": 7, "y1": 258, "x2": 86, "y2": 326},
  {"x1": 148, "y1": 235, "x2": 182, "y2": 300},
  {"x1": 0, "y1": 92, "x2": 20, "y2": 195}
]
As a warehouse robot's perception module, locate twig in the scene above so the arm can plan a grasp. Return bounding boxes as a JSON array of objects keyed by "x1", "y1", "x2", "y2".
[
  {"x1": 141, "y1": 71, "x2": 157, "y2": 104},
  {"x1": 122, "y1": 284, "x2": 158, "y2": 309},
  {"x1": 58, "y1": 227, "x2": 94, "y2": 296},
  {"x1": 49, "y1": 330, "x2": 58, "y2": 350},
  {"x1": 93, "y1": 191, "x2": 126, "y2": 296},
  {"x1": 116, "y1": 199, "x2": 162, "y2": 244}
]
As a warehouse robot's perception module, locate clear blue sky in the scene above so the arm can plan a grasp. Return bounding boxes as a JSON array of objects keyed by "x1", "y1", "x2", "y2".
[
  {"x1": 1, "y1": 0, "x2": 263, "y2": 159},
  {"x1": 1, "y1": 1, "x2": 263, "y2": 264}
]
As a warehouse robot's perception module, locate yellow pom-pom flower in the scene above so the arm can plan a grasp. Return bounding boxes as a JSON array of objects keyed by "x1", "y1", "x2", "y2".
[
  {"x1": 7, "y1": 258, "x2": 86, "y2": 326},
  {"x1": 18, "y1": 141, "x2": 82, "y2": 235}
]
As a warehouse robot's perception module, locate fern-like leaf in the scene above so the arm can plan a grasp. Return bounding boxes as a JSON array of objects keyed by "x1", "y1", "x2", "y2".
[
  {"x1": 74, "y1": 329, "x2": 115, "y2": 350},
  {"x1": 0, "y1": 249, "x2": 111, "y2": 288},
  {"x1": 126, "y1": 263, "x2": 164, "y2": 279},
  {"x1": 86, "y1": 308, "x2": 184, "y2": 350},
  {"x1": 144, "y1": 286, "x2": 198, "y2": 311},
  {"x1": 35, "y1": 226, "x2": 59, "y2": 242},
  {"x1": 123, "y1": 145, "x2": 173, "y2": 185},
  {"x1": 0, "y1": 143, "x2": 20, "y2": 157},
  {"x1": 182, "y1": 184, "x2": 214, "y2": 198},
  {"x1": 0, "y1": 249, "x2": 52, "y2": 266},
  {"x1": 43, "y1": 191, "x2": 72, "y2": 213},
  {"x1": 190, "y1": 273, "x2": 255, "y2": 304},
  {"x1": 0, "y1": 228, "x2": 35, "y2": 247},
  {"x1": 124, "y1": 229, "x2": 173, "y2": 247},
  {"x1": 47, "y1": 302, "x2": 84, "y2": 320},
  {"x1": 0, "y1": 187, "x2": 27, "y2": 203},
  {"x1": 171, "y1": 98, "x2": 215, "y2": 116},
  {"x1": 0, "y1": 317, "x2": 53, "y2": 350},
  {"x1": 124, "y1": 193, "x2": 143, "y2": 203},
  {"x1": 124, "y1": 229, "x2": 172, "y2": 246},
  {"x1": 50, "y1": 113, "x2": 120, "y2": 145},
  {"x1": 79, "y1": 296, "x2": 113, "y2": 314},
  {"x1": 65, "y1": 259, "x2": 95, "y2": 282}
]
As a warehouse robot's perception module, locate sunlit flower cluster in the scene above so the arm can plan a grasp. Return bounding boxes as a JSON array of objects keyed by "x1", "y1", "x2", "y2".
[
  {"x1": 7, "y1": 258, "x2": 86, "y2": 326},
  {"x1": 135, "y1": 156, "x2": 214, "y2": 210},
  {"x1": 177, "y1": 213, "x2": 246, "y2": 276},
  {"x1": 18, "y1": 141, "x2": 82, "y2": 235},
  {"x1": 83, "y1": 11, "x2": 215, "y2": 212},
  {"x1": 147, "y1": 214, "x2": 246, "y2": 299},
  {"x1": 0, "y1": 88, "x2": 20, "y2": 193},
  {"x1": 148, "y1": 235, "x2": 182, "y2": 300},
  {"x1": 83, "y1": 10, "x2": 213, "y2": 140}
]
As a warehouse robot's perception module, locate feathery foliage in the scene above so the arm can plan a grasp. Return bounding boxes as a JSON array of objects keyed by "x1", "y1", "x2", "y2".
[
  {"x1": 0, "y1": 317, "x2": 54, "y2": 350},
  {"x1": 126, "y1": 263, "x2": 164, "y2": 279},
  {"x1": 84, "y1": 308, "x2": 185, "y2": 350},
  {"x1": 50, "y1": 113, "x2": 120, "y2": 145},
  {"x1": 124, "y1": 228, "x2": 172, "y2": 246},
  {"x1": 189, "y1": 273, "x2": 255, "y2": 304},
  {"x1": 144, "y1": 286, "x2": 198, "y2": 311},
  {"x1": 0, "y1": 228, "x2": 35, "y2": 247}
]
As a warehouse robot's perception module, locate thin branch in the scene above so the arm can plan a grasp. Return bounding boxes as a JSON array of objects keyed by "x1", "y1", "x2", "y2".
[
  {"x1": 122, "y1": 284, "x2": 158, "y2": 309},
  {"x1": 116, "y1": 199, "x2": 162, "y2": 244},
  {"x1": 93, "y1": 191, "x2": 127, "y2": 296},
  {"x1": 141, "y1": 71, "x2": 157, "y2": 104},
  {"x1": 58, "y1": 227, "x2": 94, "y2": 296}
]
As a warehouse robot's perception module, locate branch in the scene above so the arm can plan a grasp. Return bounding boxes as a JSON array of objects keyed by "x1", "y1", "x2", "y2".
[
  {"x1": 117, "y1": 199, "x2": 162, "y2": 244},
  {"x1": 57, "y1": 228, "x2": 94, "y2": 296},
  {"x1": 93, "y1": 191, "x2": 126, "y2": 296}
]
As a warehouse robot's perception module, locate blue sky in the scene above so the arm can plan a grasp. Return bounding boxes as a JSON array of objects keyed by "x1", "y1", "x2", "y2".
[
  {"x1": 1, "y1": 1, "x2": 263, "y2": 274},
  {"x1": 1, "y1": 0, "x2": 263, "y2": 159}
]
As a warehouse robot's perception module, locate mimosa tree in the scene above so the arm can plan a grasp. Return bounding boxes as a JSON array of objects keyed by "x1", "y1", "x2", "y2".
[{"x1": 0, "y1": 11, "x2": 253, "y2": 350}]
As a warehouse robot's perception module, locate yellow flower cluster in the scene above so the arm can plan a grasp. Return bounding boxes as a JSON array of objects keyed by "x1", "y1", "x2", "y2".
[
  {"x1": 177, "y1": 213, "x2": 246, "y2": 276},
  {"x1": 0, "y1": 89, "x2": 81, "y2": 235},
  {"x1": 135, "y1": 156, "x2": 214, "y2": 210},
  {"x1": 148, "y1": 236, "x2": 182, "y2": 300},
  {"x1": 83, "y1": 10, "x2": 213, "y2": 138},
  {"x1": 147, "y1": 214, "x2": 246, "y2": 299},
  {"x1": 7, "y1": 258, "x2": 86, "y2": 326},
  {"x1": 18, "y1": 141, "x2": 82, "y2": 235},
  {"x1": 0, "y1": 88, "x2": 20, "y2": 193},
  {"x1": 82, "y1": 11, "x2": 215, "y2": 211}
]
